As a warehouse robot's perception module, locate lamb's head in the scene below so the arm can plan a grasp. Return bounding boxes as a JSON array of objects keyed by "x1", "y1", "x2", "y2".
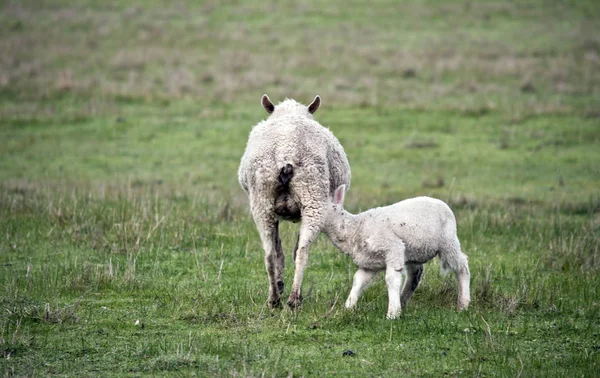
[
  {"x1": 323, "y1": 185, "x2": 349, "y2": 243},
  {"x1": 261, "y1": 94, "x2": 321, "y2": 118}
]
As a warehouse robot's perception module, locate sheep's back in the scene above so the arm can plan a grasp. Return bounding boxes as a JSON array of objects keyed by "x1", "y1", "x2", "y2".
[{"x1": 239, "y1": 116, "x2": 350, "y2": 195}]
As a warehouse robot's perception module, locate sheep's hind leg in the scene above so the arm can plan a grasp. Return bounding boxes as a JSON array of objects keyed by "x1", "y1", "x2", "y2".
[
  {"x1": 252, "y1": 211, "x2": 281, "y2": 309},
  {"x1": 274, "y1": 221, "x2": 285, "y2": 295},
  {"x1": 287, "y1": 222, "x2": 320, "y2": 309},
  {"x1": 286, "y1": 233, "x2": 299, "y2": 295},
  {"x1": 345, "y1": 268, "x2": 378, "y2": 309},
  {"x1": 400, "y1": 263, "x2": 423, "y2": 309},
  {"x1": 292, "y1": 234, "x2": 299, "y2": 265}
]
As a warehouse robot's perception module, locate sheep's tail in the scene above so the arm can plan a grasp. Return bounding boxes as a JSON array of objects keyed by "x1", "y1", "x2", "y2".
[{"x1": 279, "y1": 164, "x2": 294, "y2": 186}]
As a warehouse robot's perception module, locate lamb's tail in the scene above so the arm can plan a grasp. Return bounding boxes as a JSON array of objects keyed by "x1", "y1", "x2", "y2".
[{"x1": 279, "y1": 164, "x2": 294, "y2": 186}]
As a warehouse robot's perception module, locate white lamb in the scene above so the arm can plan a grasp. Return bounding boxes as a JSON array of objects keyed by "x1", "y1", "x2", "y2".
[
  {"x1": 238, "y1": 94, "x2": 351, "y2": 309},
  {"x1": 323, "y1": 185, "x2": 470, "y2": 319}
]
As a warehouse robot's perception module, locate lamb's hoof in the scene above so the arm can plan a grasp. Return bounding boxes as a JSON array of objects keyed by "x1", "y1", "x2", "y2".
[
  {"x1": 286, "y1": 293, "x2": 303, "y2": 309},
  {"x1": 386, "y1": 311, "x2": 401, "y2": 320},
  {"x1": 458, "y1": 302, "x2": 470, "y2": 311},
  {"x1": 276, "y1": 280, "x2": 285, "y2": 295}
]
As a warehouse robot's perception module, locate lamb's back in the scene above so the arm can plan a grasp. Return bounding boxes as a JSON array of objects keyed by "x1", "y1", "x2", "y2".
[{"x1": 362, "y1": 197, "x2": 455, "y2": 259}]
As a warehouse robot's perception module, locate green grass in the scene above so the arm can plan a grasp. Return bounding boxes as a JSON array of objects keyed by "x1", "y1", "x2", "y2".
[{"x1": 1, "y1": 0, "x2": 600, "y2": 376}]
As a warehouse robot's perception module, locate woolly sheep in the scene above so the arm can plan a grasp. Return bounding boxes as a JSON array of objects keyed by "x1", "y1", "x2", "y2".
[
  {"x1": 238, "y1": 94, "x2": 351, "y2": 309},
  {"x1": 323, "y1": 185, "x2": 470, "y2": 319}
]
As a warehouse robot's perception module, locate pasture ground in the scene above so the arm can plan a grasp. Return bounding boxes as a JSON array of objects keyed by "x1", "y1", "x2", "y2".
[{"x1": 1, "y1": 1, "x2": 599, "y2": 376}]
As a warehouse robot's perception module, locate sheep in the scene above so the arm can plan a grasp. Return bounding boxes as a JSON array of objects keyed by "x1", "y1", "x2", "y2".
[
  {"x1": 323, "y1": 185, "x2": 470, "y2": 319},
  {"x1": 238, "y1": 94, "x2": 351, "y2": 309}
]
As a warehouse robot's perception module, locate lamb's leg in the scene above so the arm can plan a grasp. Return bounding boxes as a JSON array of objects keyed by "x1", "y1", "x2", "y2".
[
  {"x1": 456, "y1": 258, "x2": 471, "y2": 310},
  {"x1": 345, "y1": 268, "x2": 378, "y2": 309},
  {"x1": 287, "y1": 222, "x2": 320, "y2": 309},
  {"x1": 385, "y1": 265, "x2": 404, "y2": 319},
  {"x1": 251, "y1": 209, "x2": 281, "y2": 309},
  {"x1": 400, "y1": 263, "x2": 424, "y2": 309},
  {"x1": 274, "y1": 221, "x2": 285, "y2": 294},
  {"x1": 440, "y1": 238, "x2": 471, "y2": 311}
]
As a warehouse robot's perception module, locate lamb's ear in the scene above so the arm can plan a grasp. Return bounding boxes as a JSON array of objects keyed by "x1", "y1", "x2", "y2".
[
  {"x1": 262, "y1": 94, "x2": 275, "y2": 114},
  {"x1": 333, "y1": 185, "x2": 346, "y2": 206},
  {"x1": 308, "y1": 95, "x2": 321, "y2": 114}
]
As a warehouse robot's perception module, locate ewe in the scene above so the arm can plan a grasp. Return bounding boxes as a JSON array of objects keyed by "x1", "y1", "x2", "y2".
[
  {"x1": 238, "y1": 95, "x2": 351, "y2": 308},
  {"x1": 323, "y1": 185, "x2": 470, "y2": 319}
]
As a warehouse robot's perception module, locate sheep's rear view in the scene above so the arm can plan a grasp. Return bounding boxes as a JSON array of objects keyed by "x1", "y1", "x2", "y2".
[{"x1": 238, "y1": 94, "x2": 351, "y2": 309}]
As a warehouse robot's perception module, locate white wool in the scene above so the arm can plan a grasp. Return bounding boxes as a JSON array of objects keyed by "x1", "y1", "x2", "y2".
[
  {"x1": 238, "y1": 95, "x2": 351, "y2": 308},
  {"x1": 323, "y1": 189, "x2": 470, "y2": 319},
  {"x1": 239, "y1": 98, "x2": 350, "y2": 197}
]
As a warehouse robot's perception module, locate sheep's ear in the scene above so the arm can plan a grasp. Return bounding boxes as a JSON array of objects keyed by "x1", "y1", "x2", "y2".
[
  {"x1": 308, "y1": 95, "x2": 321, "y2": 114},
  {"x1": 262, "y1": 94, "x2": 275, "y2": 114},
  {"x1": 333, "y1": 185, "x2": 346, "y2": 205}
]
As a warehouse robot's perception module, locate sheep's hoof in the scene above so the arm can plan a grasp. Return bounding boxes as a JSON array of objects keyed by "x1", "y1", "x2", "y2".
[
  {"x1": 267, "y1": 297, "x2": 282, "y2": 309},
  {"x1": 276, "y1": 280, "x2": 285, "y2": 295},
  {"x1": 286, "y1": 293, "x2": 303, "y2": 309}
]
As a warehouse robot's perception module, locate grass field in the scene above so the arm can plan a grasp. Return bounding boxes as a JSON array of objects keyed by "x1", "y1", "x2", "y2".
[{"x1": 1, "y1": 0, "x2": 600, "y2": 376}]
